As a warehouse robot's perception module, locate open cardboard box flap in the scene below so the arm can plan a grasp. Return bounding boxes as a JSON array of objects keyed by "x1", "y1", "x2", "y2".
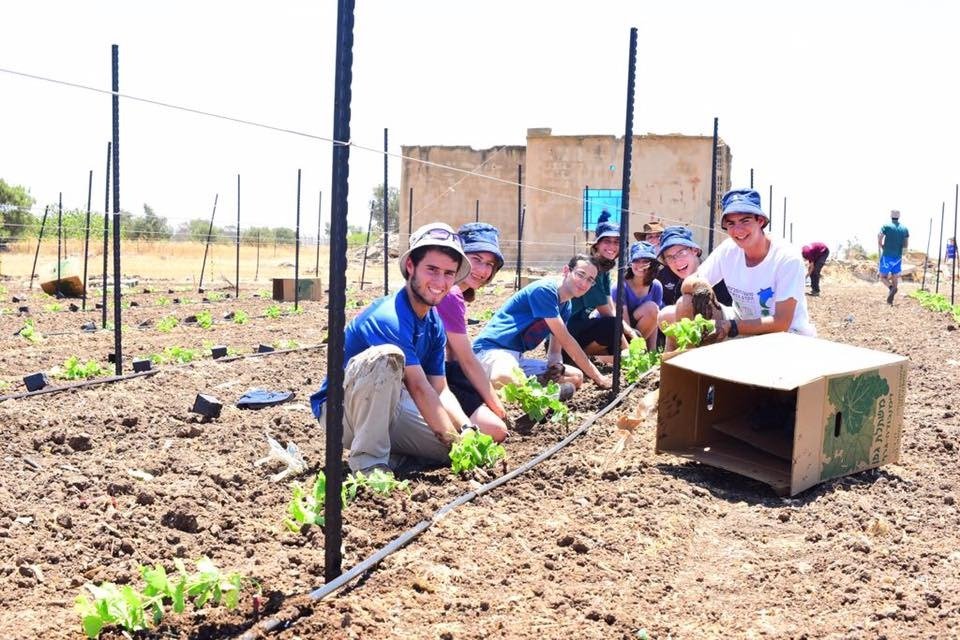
[{"x1": 656, "y1": 333, "x2": 908, "y2": 496}]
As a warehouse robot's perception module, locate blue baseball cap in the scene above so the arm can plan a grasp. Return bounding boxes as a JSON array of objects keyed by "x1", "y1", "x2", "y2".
[
  {"x1": 721, "y1": 188, "x2": 768, "y2": 228},
  {"x1": 629, "y1": 241, "x2": 658, "y2": 262},
  {"x1": 656, "y1": 226, "x2": 702, "y2": 260},
  {"x1": 458, "y1": 222, "x2": 504, "y2": 273},
  {"x1": 593, "y1": 209, "x2": 621, "y2": 242}
]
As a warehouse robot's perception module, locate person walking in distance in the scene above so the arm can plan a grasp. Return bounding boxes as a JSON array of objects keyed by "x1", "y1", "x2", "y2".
[{"x1": 878, "y1": 209, "x2": 909, "y2": 304}]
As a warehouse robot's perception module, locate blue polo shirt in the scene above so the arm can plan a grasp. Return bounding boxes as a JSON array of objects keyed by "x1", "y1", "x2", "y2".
[
  {"x1": 473, "y1": 277, "x2": 570, "y2": 355},
  {"x1": 310, "y1": 289, "x2": 446, "y2": 417}
]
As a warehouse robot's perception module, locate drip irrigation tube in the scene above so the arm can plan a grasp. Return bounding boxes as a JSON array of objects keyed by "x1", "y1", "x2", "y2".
[
  {"x1": 0, "y1": 344, "x2": 325, "y2": 403},
  {"x1": 235, "y1": 370, "x2": 653, "y2": 639}
]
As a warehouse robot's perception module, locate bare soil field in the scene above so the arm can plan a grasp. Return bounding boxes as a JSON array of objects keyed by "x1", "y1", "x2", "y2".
[{"x1": 1, "y1": 269, "x2": 958, "y2": 640}]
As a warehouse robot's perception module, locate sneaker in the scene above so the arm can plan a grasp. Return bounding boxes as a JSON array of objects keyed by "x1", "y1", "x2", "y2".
[
  {"x1": 359, "y1": 463, "x2": 394, "y2": 476},
  {"x1": 557, "y1": 382, "x2": 575, "y2": 402},
  {"x1": 536, "y1": 362, "x2": 565, "y2": 386},
  {"x1": 886, "y1": 285, "x2": 896, "y2": 305}
]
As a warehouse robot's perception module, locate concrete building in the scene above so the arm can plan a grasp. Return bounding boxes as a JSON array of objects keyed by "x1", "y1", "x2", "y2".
[{"x1": 400, "y1": 128, "x2": 731, "y2": 270}]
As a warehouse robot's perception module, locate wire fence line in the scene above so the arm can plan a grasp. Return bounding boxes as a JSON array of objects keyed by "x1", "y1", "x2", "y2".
[{"x1": 0, "y1": 65, "x2": 724, "y2": 238}]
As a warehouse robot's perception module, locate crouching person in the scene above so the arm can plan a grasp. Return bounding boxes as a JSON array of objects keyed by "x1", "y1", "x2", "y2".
[
  {"x1": 672, "y1": 188, "x2": 814, "y2": 348},
  {"x1": 472, "y1": 254, "x2": 612, "y2": 394},
  {"x1": 436, "y1": 222, "x2": 509, "y2": 442},
  {"x1": 309, "y1": 223, "x2": 477, "y2": 474}
]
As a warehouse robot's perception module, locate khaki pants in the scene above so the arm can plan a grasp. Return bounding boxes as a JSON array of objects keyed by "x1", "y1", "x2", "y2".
[{"x1": 319, "y1": 344, "x2": 451, "y2": 472}]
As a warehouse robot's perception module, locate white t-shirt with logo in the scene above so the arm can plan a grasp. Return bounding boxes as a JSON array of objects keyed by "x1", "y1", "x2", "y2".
[{"x1": 697, "y1": 237, "x2": 815, "y2": 336}]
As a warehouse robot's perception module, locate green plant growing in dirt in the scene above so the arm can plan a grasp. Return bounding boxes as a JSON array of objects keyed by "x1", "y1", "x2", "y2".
[
  {"x1": 264, "y1": 303, "x2": 283, "y2": 319},
  {"x1": 285, "y1": 469, "x2": 409, "y2": 533},
  {"x1": 621, "y1": 337, "x2": 662, "y2": 384},
  {"x1": 232, "y1": 309, "x2": 249, "y2": 324},
  {"x1": 205, "y1": 291, "x2": 226, "y2": 302},
  {"x1": 256, "y1": 288, "x2": 271, "y2": 298},
  {"x1": 449, "y1": 428, "x2": 506, "y2": 474},
  {"x1": 500, "y1": 369, "x2": 569, "y2": 424},
  {"x1": 150, "y1": 345, "x2": 200, "y2": 365},
  {"x1": 156, "y1": 296, "x2": 171, "y2": 306},
  {"x1": 75, "y1": 556, "x2": 251, "y2": 639},
  {"x1": 274, "y1": 338, "x2": 299, "y2": 350},
  {"x1": 45, "y1": 302, "x2": 64, "y2": 312},
  {"x1": 53, "y1": 356, "x2": 109, "y2": 380},
  {"x1": 17, "y1": 319, "x2": 42, "y2": 344},
  {"x1": 195, "y1": 310, "x2": 213, "y2": 329},
  {"x1": 156, "y1": 315, "x2": 179, "y2": 333},
  {"x1": 661, "y1": 314, "x2": 715, "y2": 351},
  {"x1": 201, "y1": 341, "x2": 240, "y2": 358},
  {"x1": 471, "y1": 308, "x2": 496, "y2": 323}
]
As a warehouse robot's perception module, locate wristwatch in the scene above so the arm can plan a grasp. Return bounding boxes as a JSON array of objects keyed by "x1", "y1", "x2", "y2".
[
  {"x1": 728, "y1": 319, "x2": 739, "y2": 339},
  {"x1": 460, "y1": 423, "x2": 478, "y2": 434}
]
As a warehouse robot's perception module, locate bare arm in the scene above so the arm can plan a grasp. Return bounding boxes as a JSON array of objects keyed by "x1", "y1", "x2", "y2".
[
  {"x1": 735, "y1": 297, "x2": 797, "y2": 335},
  {"x1": 878, "y1": 232, "x2": 884, "y2": 254},
  {"x1": 445, "y1": 332, "x2": 506, "y2": 419},
  {"x1": 403, "y1": 365, "x2": 459, "y2": 446},
  {"x1": 544, "y1": 317, "x2": 610, "y2": 387}
]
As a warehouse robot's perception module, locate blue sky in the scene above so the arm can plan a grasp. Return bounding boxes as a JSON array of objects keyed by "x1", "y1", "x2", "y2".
[{"x1": 2, "y1": 1, "x2": 959, "y2": 253}]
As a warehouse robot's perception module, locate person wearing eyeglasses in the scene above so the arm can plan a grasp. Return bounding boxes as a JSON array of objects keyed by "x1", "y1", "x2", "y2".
[
  {"x1": 472, "y1": 254, "x2": 613, "y2": 392},
  {"x1": 564, "y1": 210, "x2": 637, "y2": 362},
  {"x1": 672, "y1": 188, "x2": 814, "y2": 346},
  {"x1": 655, "y1": 226, "x2": 731, "y2": 327},
  {"x1": 435, "y1": 223, "x2": 509, "y2": 443},
  {"x1": 611, "y1": 241, "x2": 663, "y2": 352},
  {"x1": 310, "y1": 222, "x2": 479, "y2": 475}
]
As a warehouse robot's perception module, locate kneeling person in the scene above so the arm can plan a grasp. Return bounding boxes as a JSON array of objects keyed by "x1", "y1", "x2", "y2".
[
  {"x1": 310, "y1": 223, "x2": 477, "y2": 473},
  {"x1": 473, "y1": 254, "x2": 612, "y2": 392}
]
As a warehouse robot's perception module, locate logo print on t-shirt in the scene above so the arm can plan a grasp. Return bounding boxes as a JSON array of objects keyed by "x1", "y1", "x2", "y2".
[{"x1": 758, "y1": 287, "x2": 774, "y2": 317}]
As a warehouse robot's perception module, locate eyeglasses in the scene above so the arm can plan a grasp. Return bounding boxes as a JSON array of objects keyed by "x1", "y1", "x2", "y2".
[
  {"x1": 662, "y1": 247, "x2": 693, "y2": 263},
  {"x1": 412, "y1": 228, "x2": 462, "y2": 246},
  {"x1": 571, "y1": 269, "x2": 597, "y2": 285}
]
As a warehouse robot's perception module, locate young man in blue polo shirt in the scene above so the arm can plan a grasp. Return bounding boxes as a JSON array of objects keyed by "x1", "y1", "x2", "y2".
[
  {"x1": 878, "y1": 209, "x2": 909, "y2": 304},
  {"x1": 472, "y1": 254, "x2": 612, "y2": 392},
  {"x1": 310, "y1": 222, "x2": 476, "y2": 473}
]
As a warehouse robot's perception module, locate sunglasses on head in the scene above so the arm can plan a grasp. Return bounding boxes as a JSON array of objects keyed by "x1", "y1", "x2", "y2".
[{"x1": 413, "y1": 227, "x2": 462, "y2": 246}]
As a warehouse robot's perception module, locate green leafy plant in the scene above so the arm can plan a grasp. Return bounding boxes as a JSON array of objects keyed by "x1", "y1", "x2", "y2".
[
  {"x1": 471, "y1": 308, "x2": 495, "y2": 323},
  {"x1": 285, "y1": 469, "x2": 409, "y2": 533},
  {"x1": 274, "y1": 338, "x2": 299, "y2": 350},
  {"x1": 661, "y1": 314, "x2": 716, "y2": 351},
  {"x1": 75, "y1": 557, "x2": 251, "y2": 639},
  {"x1": 205, "y1": 291, "x2": 226, "y2": 302},
  {"x1": 53, "y1": 356, "x2": 109, "y2": 380},
  {"x1": 450, "y1": 429, "x2": 506, "y2": 474},
  {"x1": 621, "y1": 337, "x2": 662, "y2": 383},
  {"x1": 156, "y1": 315, "x2": 179, "y2": 333},
  {"x1": 150, "y1": 345, "x2": 200, "y2": 365},
  {"x1": 256, "y1": 289, "x2": 271, "y2": 298},
  {"x1": 195, "y1": 310, "x2": 213, "y2": 329},
  {"x1": 232, "y1": 309, "x2": 249, "y2": 324},
  {"x1": 264, "y1": 304, "x2": 283, "y2": 319},
  {"x1": 45, "y1": 302, "x2": 64, "y2": 312},
  {"x1": 156, "y1": 296, "x2": 171, "y2": 306},
  {"x1": 18, "y1": 319, "x2": 42, "y2": 344},
  {"x1": 500, "y1": 370, "x2": 569, "y2": 423}
]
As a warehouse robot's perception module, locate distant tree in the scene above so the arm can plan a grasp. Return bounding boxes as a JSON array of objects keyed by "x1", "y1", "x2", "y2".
[
  {"x1": 174, "y1": 218, "x2": 221, "y2": 243},
  {"x1": 0, "y1": 179, "x2": 37, "y2": 242},
  {"x1": 125, "y1": 203, "x2": 173, "y2": 240},
  {"x1": 272, "y1": 227, "x2": 296, "y2": 244},
  {"x1": 242, "y1": 226, "x2": 272, "y2": 245},
  {"x1": 369, "y1": 184, "x2": 400, "y2": 233}
]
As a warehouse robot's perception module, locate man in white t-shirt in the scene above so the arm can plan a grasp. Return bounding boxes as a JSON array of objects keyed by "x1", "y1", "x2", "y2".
[{"x1": 674, "y1": 188, "x2": 814, "y2": 344}]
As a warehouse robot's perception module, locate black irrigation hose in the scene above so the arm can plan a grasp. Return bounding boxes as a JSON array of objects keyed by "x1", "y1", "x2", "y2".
[
  {"x1": 235, "y1": 369, "x2": 653, "y2": 640},
  {"x1": 0, "y1": 344, "x2": 325, "y2": 403}
]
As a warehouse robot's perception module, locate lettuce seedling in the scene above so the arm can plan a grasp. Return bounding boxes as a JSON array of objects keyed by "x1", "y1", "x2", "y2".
[
  {"x1": 500, "y1": 370, "x2": 569, "y2": 423},
  {"x1": 232, "y1": 309, "x2": 249, "y2": 324},
  {"x1": 17, "y1": 319, "x2": 42, "y2": 344},
  {"x1": 156, "y1": 315, "x2": 179, "y2": 333},
  {"x1": 53, "y1": 356, "x2": 109, "y2": 380},
  {"x1": 661, "y1": 314, "x2": 715, "y2": 351},
  {"x1": 195, "y1": 310, "x2": 213, "y2": 329},
  {"x1": 621, "y1": 337, "x2": 661, "y2": 383},
  {"x1": 449, "y1": 429, "x2": 506, "y2": 474}
]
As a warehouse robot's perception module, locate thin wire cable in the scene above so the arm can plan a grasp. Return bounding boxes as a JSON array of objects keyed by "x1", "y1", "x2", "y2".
[
  {"x1": 409, "y1": 145, "x2": 507, "y2": 221},
  {"x1": 1, "y1": 66, "x2": 731, "y2": 237}
]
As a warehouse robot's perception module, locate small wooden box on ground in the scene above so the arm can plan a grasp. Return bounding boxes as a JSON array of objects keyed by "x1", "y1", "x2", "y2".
[
  {"x1": 656, "y1": 333, "x2": 908, "y2": 496},
  {"x1": 272, "y1": 278, "x2": 323, "y2": 302}
]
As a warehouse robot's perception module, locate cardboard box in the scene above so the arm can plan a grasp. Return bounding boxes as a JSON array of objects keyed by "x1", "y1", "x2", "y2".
[
  {"x1": 656, "y1": 333, "x2": 908, "y2": 496},
  {"x1": 272, "y1": 277, "x2": 323, "y2": 302}
]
